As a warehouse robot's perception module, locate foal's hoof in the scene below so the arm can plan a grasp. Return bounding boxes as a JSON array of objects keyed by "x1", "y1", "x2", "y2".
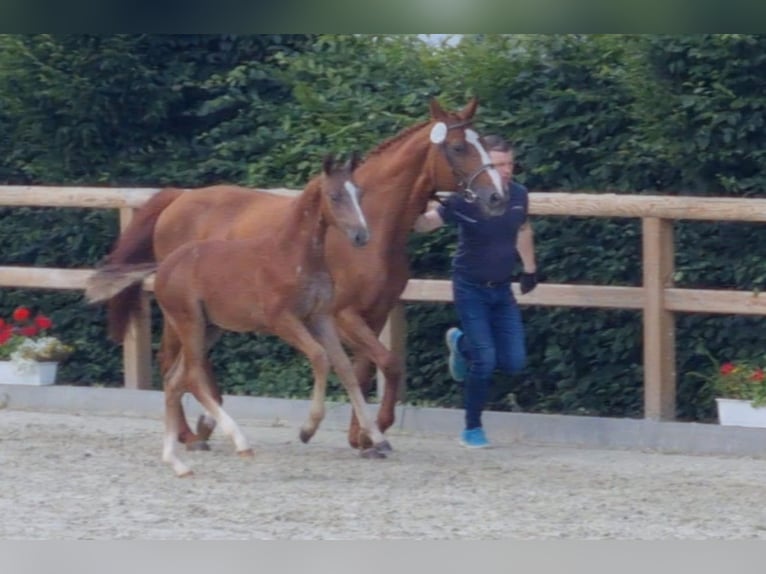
[
  {"x1": 299, "y1": 429, "x2": 314, "y2": 444},
  {"x1": 238, "y1": 448, "x2": 255, "y2": 458},
  {"x1": 177, "y1": 470, "x2": 195, "y2": 479},
  {"x1": 358, "y1": 434, "x2": 374, "y2": 450},
  {"x1": 185, "y1": 440, "x2": 211, "y2": 452}
]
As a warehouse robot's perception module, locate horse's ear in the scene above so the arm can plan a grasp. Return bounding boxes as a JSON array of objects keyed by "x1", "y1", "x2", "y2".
[
  {"x1": 459, "y1": 97, "x2": 478, "y2": 120},
  {"x1": 323, "y1": 154, "x2": 335, "y2": 174},
  {"x1": 429, "y1": 98, "x2": 447, "y2": 121},
  {"x1": 347, "y1": 150, "x2": 362, "y2": 171}
]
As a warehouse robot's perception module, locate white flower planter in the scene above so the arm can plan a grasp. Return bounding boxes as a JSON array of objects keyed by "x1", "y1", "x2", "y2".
[
  {"x1": 715, "y1": 398, "x2": 766, "y2": 428},
  {"x1": 0, "y1": 361, "x2": 58, "y2": 386}
]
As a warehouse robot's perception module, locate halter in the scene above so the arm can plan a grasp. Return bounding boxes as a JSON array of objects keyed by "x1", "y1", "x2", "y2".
[{"x1": 430, "y1": 120, "x2": 502, "y2": 204}]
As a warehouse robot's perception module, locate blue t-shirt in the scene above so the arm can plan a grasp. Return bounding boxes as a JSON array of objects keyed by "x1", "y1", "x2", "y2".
[{"x1": 437, "y1": 181, "x2": 528, "y2": 284}]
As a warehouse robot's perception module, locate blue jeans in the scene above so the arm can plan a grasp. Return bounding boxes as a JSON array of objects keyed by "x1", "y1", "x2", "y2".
[{"x1": 453, "y1": 275, "x2": 527, "y2": 430}]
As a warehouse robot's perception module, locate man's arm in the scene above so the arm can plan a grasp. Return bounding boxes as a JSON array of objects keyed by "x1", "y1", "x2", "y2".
[
  {"x1": 413, "y1": 203, "x2": 445, "y2": 233},
  {"x1": 516, "y1": 221, "x2": 537, "y2": 273}
]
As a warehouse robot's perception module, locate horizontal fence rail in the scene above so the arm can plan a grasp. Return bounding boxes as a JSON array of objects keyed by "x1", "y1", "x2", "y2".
[{"x1": 2, "y1": 185, "x2": 766, "y2": 421}]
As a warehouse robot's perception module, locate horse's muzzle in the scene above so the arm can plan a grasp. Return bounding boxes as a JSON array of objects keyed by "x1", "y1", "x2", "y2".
[{"x1": 471, "y1": 189, "x2": 508, "y2": 217}]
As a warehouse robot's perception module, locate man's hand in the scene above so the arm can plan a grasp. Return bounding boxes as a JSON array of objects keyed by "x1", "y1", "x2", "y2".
[{"x1": 519, "y1": 271, "x2": 538, "y2": 294}]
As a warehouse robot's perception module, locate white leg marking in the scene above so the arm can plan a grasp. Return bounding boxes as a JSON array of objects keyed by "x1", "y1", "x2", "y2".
[
  {"x1": 163, "y1": 430, "x2": 192, "y2": 477},
  {"x1": 210, "y1": 405, "x2": 251, "y2": 454}
]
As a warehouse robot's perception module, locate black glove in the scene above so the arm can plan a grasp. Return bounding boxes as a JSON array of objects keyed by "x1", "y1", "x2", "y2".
[{"x1": 519, "y1": 271, "x2": 538, "y2": 295}]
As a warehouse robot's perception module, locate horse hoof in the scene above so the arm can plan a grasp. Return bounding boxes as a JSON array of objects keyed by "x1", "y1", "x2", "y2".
[
  {"x1": 360, "y1": 447, "x2": 387, "y2": 460},
  {"x1": 185, "y1": 440, "x2": 211, "y2": 452},
  {"x1": 196, "y1": 414, "x2": 216, "y2": 441},
  {"x1": 177, "y1": 470, "x2": 194, "y2": 478},
  {"x1": 238, "y1": 448, "x2": 255, "y2": 458},
  {"x1": 375, "y1": 440, "x2": 393, "y2": 454},
  {"x1": 299, "y1": 429, "x2": 314, "y2": 444}
]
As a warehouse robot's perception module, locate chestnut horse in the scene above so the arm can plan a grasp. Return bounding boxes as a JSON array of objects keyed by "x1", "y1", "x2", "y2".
[
  {"x1": 91, "y1": 97, "x2": 507, "y2": 450},
  {"x1": 88, "y1": 154, "x2": 391, "y2": 476}
]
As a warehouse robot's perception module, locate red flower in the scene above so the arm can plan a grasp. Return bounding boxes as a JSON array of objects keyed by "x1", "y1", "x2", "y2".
[
  {"x1": 12, "y1": 306, "x2": 31, "y2": 322},
  {"x1": 750, "y1": 369, "x2": 764, "y2": 382},
  {"x1": 34, "y1": 315, "x2": 53, "y2": 330},
  {"x1": 20, "y1": 326, "x2": 38, "y2": 337},
  {"x1": 0, "y1": 327, "x2": 12, "y2": 345},
  {"x1": 720, "y1": 363, "x2": 735, "y2": 375}
]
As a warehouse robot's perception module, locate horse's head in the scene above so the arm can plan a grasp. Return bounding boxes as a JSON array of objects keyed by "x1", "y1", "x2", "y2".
[
  {"x1": 427, "y1": 98, "x2": 509, "y2": 217},
  {"x1": 320, "y1": 152, "x2": 370, "y2": 248}
]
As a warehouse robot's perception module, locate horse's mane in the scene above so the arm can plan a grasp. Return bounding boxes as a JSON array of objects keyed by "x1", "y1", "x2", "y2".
[{"x1": 364, "y1": 120, "x2": 430, "y2": 160}]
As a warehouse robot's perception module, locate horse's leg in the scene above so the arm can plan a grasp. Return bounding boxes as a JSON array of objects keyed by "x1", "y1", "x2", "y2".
[
  {"x1": 313, "y1": 315, "x2": 390, "y2": 458},
  {"x1": 347, "y1": 354, "x2": 375, "y2": 449},
  {"x1": 336, "y1": 309, "x2": 403, "y2": 449},
  {"x1": 270, "y1": 315, "x2": 332, "y2": 444}
]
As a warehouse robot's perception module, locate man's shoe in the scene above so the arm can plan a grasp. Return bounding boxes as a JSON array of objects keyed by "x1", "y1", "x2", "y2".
[
  {"x1": 460, "y1": 427, "x2": 490, "y2": 448},
  {"x1": 445, "y1": 327, "x2": 467, "y2": 382}
]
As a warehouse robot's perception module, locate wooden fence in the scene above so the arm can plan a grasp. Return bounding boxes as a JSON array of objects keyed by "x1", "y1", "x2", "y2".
[{"x1": 2, "y1": 185, "x2": 766, "y2": 421}]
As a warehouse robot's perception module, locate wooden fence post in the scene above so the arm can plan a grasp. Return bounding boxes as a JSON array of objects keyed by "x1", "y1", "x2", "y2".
[
  {"x1": 119, "y1": 208, "x2": 153, "y2": 390},
  {"x1": 642, "y1": 217, "x2": 676, "y2": 420},
  {"x1": 376, "y1": 302, "x2": 407, "y2": 403}
]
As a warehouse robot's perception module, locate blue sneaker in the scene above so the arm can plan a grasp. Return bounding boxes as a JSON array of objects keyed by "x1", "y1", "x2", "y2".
[
  {"x1": 445, "y1": 327, "x2": 467, "y2": 382},
  {"x1": 460, "y1": 427, "x2": 490, "y2": 448}
]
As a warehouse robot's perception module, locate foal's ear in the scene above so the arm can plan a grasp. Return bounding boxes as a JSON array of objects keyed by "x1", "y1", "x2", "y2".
[
  {"x1": 346, "y1": 150, "x2": 362, "y2": 172},
  {"x1": 322, "y1": 154, "x2": 336, "y2": 175}
]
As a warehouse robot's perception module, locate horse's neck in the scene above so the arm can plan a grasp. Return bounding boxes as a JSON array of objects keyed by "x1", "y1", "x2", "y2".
[
  {"x1": 279, "y1": 178, "x2": 327, "y2": 262},
  {"x1": 356, "y1": 131, "x2": 437, "y2": 248}
]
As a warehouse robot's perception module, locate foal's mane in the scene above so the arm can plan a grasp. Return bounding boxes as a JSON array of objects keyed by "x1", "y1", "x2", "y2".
[{"x1": 363, "y1": 120, "x2": 430, "y2": 160}]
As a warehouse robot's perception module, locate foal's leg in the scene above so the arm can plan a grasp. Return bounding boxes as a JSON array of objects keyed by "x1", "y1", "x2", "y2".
[
  {"x1": 162, "y1": 353, "x2": 252, "y2": 477},
  {"x1": 192, "y1": 326, "x2": 225, "y2": 445},
  {"x1": 162, "y1": 353, "x2": 195, "y2": 477},
  {"x1": 158, "y1": 324, "x2": 201, "y2": 447},
  {"x1": 270, "y1": 314, "x2": 332, "y2": 443},
  {"x1": 313, "y1": 315, "x2": 390, "y2": 458},
  {"x1": 186, "y1": 356, "x2": 252, "y2": 460},
  {"x1": 162, "y1": 315, "x2": 252, "y2": 477},
  {"x1": 336, "y1": 309, "x2": 403, "y2": 449},
  {"x1": 160, "y1": 322, "x2": 221, "y2": 450}
]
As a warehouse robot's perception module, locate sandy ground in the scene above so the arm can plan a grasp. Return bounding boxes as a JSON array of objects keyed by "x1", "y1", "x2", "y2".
[{"x1": 1, "y1": 407, "x2": 765, "y2": 540}]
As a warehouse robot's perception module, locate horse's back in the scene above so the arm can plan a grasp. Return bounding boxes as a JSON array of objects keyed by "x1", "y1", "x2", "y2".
[{"x1": 153, "y1": 185, "x2": 290, "y2": 260}]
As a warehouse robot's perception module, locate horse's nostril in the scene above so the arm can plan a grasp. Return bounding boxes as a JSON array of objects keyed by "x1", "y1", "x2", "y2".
[
  {"x1": 490, "y1": 192, "x2": 503, "y2": 204},
  {"x1": 353, "y1": 229, "x2": 370, "y2": 247}
]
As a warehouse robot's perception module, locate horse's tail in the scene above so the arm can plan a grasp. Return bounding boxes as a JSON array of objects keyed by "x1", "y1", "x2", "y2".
[{"x1": 93, "y1": 187, "x2": 183, "y2": 343}]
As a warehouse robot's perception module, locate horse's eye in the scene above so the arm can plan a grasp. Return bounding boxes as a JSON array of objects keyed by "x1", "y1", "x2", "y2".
[
  {"x1": 330, "y1": 193, "x2": 343, "y2": 203},
  {"x1": 450, "y1": 142, "x2": 467, "y2": 154}
]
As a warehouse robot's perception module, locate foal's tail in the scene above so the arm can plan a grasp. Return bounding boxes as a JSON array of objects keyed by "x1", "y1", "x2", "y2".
[
  {"x1": 85, "y1": 263, "x2": 159, "y2": 305},
  {"x1": 91, "y1": 187, "x2": 182, "y2": 343}
]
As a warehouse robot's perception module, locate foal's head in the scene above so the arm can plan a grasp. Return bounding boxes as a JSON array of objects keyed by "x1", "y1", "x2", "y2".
[{"x1": 320, "y1": 152, "x2": 369, "y2": 248}]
